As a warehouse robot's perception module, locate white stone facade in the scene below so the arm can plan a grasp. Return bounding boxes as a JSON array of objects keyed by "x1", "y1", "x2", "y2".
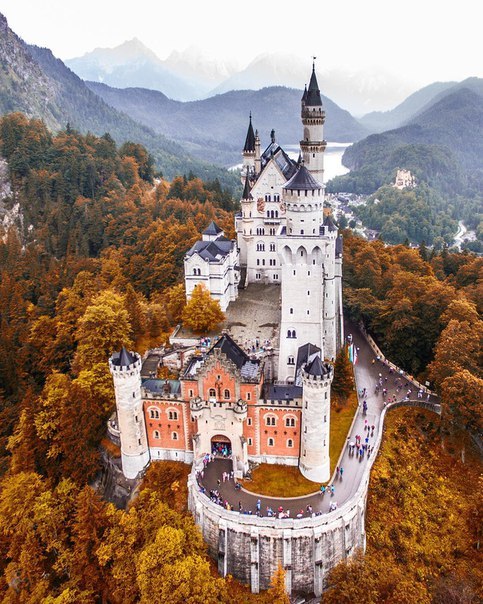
[{"x1": 184, "y1": 224, "x2": 240, "y2": 312}]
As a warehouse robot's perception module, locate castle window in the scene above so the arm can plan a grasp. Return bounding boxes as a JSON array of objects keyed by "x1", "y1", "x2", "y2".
[
  {"x1": 285, "y1": 416, "x2": 296, "y2": 427},
  {"x1": 209, "y1": 388, "x2": 216, "y2": 398},
  {"x1": 300, "y1": 250, "x2": 304, "y2": 256},
  {"x1": 307, "y1": 310, "x2": 310, "y2": 315},
  {"x1": 273, "y1": 273, "x2": 279, "y2": 280},
  {"x1": 138, "y1": 439, "x2": 141, "y2": 446},
  {"x1": 224, "y1": 389, "x2": 230, "y2": 400},
  {"x1": 287, "y1": 329, "x2": 296, "y2": 338},
  {"x1": 325, "y1": 392, "x2": 328, "y2": 399},
  {"x1": 154, "y1": 430, "x2": 160, "y2": 439},
  {"x1": 247, "y1": 393, "x2": 251, "y2": 401},
  {"x1": 288, "y1": 356, "x2": 295, "y2": 365},
  {"x1": 270, "y1": 243, "x2": 275, "y2": 252},
  {"x1": 290, "y1": 307, "x2": 293, "y2": 314},
  {"x1": 301, "y1": 230, "x2": 304, "y2": 234},
  {"x1": 268, "y1": 438, "x2": 274, "y2": 447},
  {"x1": 257, "y1": 242, "x2": 265, "y2": 251},
  {"x1": 168, "y1": 410, "x2": 178, "y2": 420},
  {"x1": 257, "y1": 259, "x2": 260, "y2": 266},
  {"x1": 247, "y1": 418, "x2": 252, "y2": 426},
  {"x1": 324, "y1": 415, "x2": 327, "y2": 422},
  {"x1": 248, "y1": 437, "x2": 253, "y2": 446},
  {"x1": 172, "y1": 432, "x2": 178, "y2": 440},
  {"x1": 265, "y1": 194, "x2": 271, "y2": 202},
  {"x1": 287, "y1": 439, "x2": 294, "y2": 448},
  {"x1": 256, "y1": 273, "x2": 261, "y2": 280},
  {"x1": 149, "y1": 408, "x2": 160, "y2": 419},
  {"x1": 265, "y1": 415, "x2": 276, "y2": 426},
  {"x1": 189, "y1": 389, "x2": 193, "y2": 398}
]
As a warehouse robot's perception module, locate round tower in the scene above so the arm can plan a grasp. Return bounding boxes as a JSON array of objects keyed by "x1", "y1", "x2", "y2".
[
  {"x1": 283, "y1": 163, "x2": 324, "y2": 236},
  {"x1": 109, "y1": 347, "x2": 150, "y2": 479},
  {"x1": 299, "y1": 355, "x2": 333, "y2": 482},
  {"x1": 300, "y1": 62, "x2": 327, "y2": 185}
]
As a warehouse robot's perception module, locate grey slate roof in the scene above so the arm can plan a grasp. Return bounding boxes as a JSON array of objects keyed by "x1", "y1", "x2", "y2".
[
  {"x1": 111, "y1": 347, "x2": 136, "y2": 368},
  {"x1": 210, "y1": 333, "x2": 250, "y2": 369},
  {"x1": 296, "y1": 343, "x2": 321, "y2": 374},
  {"x1": 260, "y1": 142, "x2": 297, "y2": 180},
  {"x1": 306, "y1": 65, "x2": 323, "y2": 106},
  {"x1": 284, "y1": 164, "x2": 322, "y2": 191},
  {"x1": 185, "y1": 239, "x2": 233, "y2": 262},
  {"x1": 305, "y1": 355, "x2": 330, "y2": 377},
  {"x1": 264, "y1": 384, "x2": 303, "y2": 401},
  {"x1": 203, "y1": 220, "x2": 223, "y2": 236},
  {"x1": 242, "y1": 172, "x2": 253, "y2": 200}
]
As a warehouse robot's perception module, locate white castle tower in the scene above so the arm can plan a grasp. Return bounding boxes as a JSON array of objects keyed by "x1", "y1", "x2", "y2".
[
  {"x1": 300, "y1": 61, "x2": 327, "y2": 184},
  {"x1": 299, "y1": 355, "x2": 333, "y2": 482},
  {"x1": 277, "y1": 164, "x2": 326, "y2": 380},
  {"x1": 109, "y1": 347, "x2": 150, "y2": 479}
]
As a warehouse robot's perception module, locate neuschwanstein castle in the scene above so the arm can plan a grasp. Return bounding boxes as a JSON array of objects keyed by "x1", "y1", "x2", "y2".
[{"x1": 109, "y1": 63, "x2": 344, "y2": 484}]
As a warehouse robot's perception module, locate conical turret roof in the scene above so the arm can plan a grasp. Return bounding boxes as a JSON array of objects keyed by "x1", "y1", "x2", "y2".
[
  {"x1": 243, "y1": 113, "x2": 256, "y2": 152},
  {"x1": 242, "y1": 172, "x2": 252, "y2": 200},
  {"x1": 284, "y1": 163, "x2": 322, "y2": 191},
  {"x1": 203, "y1": 220, "x2": 223, "y2": 236},
  {"x1": 306, "y1": 64, "x2": 323, "y2": 107},
  {"x1": 115, "y1": 346, "x2": 135, "y2": 367},
  {"x1": 306, "y1": 355, "x2": 329, "y2": 377}
]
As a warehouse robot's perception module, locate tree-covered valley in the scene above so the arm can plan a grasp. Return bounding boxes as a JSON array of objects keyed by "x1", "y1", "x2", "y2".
[{"x1": 0, "y1": 112, "x2": 481, "y2": 602}]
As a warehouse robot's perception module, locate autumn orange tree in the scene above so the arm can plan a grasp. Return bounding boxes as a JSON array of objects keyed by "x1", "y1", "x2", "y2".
[{"x1": 181, "y1": 283, "x2": 225, "y2": 334}]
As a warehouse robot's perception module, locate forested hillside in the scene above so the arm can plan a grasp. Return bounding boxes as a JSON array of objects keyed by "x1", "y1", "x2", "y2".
[
  {"x1": 328, "y1": 87, "x2": 483, "y2": 246},
  {"x1": 0, "y1": 114, "x2": 481, "y2": 602},
  {"x1": 0, "y1": 12, "x2": 238, "y2": 187}
]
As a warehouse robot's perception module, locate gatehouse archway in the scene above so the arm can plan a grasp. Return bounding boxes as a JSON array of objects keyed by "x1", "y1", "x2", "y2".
[{"x1": 211, "y1": 434, "x2": 232, "y2": 457}]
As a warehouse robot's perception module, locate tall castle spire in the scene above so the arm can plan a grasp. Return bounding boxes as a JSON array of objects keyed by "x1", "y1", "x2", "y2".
[{"x1": 300, "y1": 59, "x2": 326, "y2": 185}]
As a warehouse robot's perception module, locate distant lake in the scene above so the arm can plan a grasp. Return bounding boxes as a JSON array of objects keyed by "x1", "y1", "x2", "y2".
[{"x1": 284, "y1": 142, "x2": 351, "y2": 182}]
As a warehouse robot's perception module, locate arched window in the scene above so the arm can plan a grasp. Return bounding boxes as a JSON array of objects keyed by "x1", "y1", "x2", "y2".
[
  {"x1": 285, "y1": 416, "x2": 296, "y2": 427},
  {"x1": 153, "y1": 430, "x2": 160, "y2": 439},
  {"x1": 149, "y1": 408, "x2": 160, "y2": 419},
  {"x1": 172, "y1": 432, "x2": 178, "y2": 440},
  {"x1": 287, "y1": 330, "x2": 296, "y2": 339},
  {"x1": 268, "y1": 438, "x2": 274, "y2": 447},
  {"x1": 168, "y1": 410, "x2": 178, "y2": 420},
  {"x1": 287, "y1": 439, "x2": 293, "y2": 448},
  {"x1": 288, "y1": 356, "x2": 295, "y2": 365},
  {"x1": 265, "y1": 415, "x2": 276, "y2": 426},
  {"x1": 209, "y1": 388, "x2": 216, "y2": 398},
  {"x1": 224, "y1": 389, "x2": 230, "y2": 400}
]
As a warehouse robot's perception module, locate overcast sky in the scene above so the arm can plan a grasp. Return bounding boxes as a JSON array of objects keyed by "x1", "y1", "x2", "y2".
[{"x1": 1, "y1": 0, "x2": 481, "y2": 86}]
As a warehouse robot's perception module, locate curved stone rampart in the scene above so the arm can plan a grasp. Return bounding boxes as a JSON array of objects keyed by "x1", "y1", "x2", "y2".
[{"x1": 187, "y1": 397, "x2": 441, "y2": 597}]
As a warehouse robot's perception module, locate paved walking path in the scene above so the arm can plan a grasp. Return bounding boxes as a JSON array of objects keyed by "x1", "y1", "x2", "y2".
[{"x1": 196, "y1": 319, "x2": 440, "y2": 518}]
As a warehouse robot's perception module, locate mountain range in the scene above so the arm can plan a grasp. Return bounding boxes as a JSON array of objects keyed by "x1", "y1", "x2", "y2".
[
  {"x1": 0, "y1": 13, "x2": 237, "y2": 186},
  {"x1": 0, "y1": 11, "x2": 482, "y2": 199},
  {"x1": 66, "y1": 40, "x2": 420, "y2": 116}
]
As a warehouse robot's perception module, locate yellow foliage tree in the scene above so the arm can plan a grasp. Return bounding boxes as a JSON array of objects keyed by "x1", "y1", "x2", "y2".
[
  {"x1": 181, "y1": 283, "x2": 225, "y2": 334},
  {"x1": 265, "y1": 564, "x2": 290, "y2": 604}
]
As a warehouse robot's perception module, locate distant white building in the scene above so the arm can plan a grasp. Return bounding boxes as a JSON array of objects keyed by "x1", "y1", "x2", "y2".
[{"x1": 393, "y1": 169, "x2": 416, "y2": 189}]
